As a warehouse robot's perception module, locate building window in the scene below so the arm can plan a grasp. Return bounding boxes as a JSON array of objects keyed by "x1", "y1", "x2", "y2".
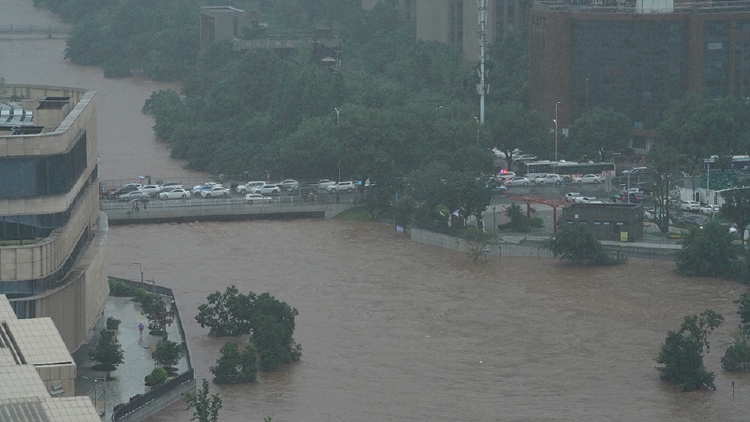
[{"x1": 0, "y1": 132, "x2": 87, "y2": 199}]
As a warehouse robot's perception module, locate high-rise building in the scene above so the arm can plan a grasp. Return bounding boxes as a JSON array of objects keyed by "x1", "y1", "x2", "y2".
[
  {"x1": 529, "y1": 0, "x2": 750, "y2": 150},
  {"x1": 0, "y1": 83, "x2": 108, "y2": 353}
]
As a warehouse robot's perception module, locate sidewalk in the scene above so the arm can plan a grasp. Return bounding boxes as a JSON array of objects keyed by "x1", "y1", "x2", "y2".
[{"x1": 75, "y1": 294, "x2": 188, "y2": 419}]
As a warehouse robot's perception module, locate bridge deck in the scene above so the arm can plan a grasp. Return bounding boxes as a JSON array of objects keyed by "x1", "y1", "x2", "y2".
[{"x1": 101, "y1": 195, "x2": 358, "y2": 225}]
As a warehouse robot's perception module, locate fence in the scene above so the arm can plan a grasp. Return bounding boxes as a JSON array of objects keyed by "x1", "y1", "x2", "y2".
[{"x1": 111, "y1": 278, "x2": 196, "y2": 422}]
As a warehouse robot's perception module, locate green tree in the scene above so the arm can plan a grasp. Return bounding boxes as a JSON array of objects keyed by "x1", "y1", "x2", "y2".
[
  {"x1": 196, "y1": 286, "x2": 254, "y2": 337},
  {"x1": 210, "y1": 342, "x2": 258, "y2": 384},
  {"x1": 88, "y1": 329, "x2": 124, "y2": 378},
  {"x1": 675, "y1": 221, "x2": 740, "y2": 278},
  {"x1": 144, "y1": 367, "x2": 169, "y2": 386},
  {"x1": 186, "y1": 379, "x2": 222, "y2": 422},
  {"x1": 719, "y1": 187, "x2": 750, "y2": 245},
  {"x1": 646, "y1": 143, "x2": 684, "y2": 233},
  {"x1": 545, "y1": 224, "x2": 625, "y2": 266},
  {"x1": 567, "y1": 107, "x2": 632, "y2": 161},
  {"x1": 500, "y1": 203, "x2": 543, "y2": 233},
  {"x1": 252, "y1": 293, "x2": 303, "y2": 372},
  {"x1": 485, "y1": 102, "x2": 551, "y2": 169},
  {"x1": 722, "y1": 293, "x2": 750, "y2": 371},
  {"x1": 656, "y1": 310, "x2": 724, "y2": 391},
  {"x1": 152, "y1": 340, "x2": 184, "y2": 369}
]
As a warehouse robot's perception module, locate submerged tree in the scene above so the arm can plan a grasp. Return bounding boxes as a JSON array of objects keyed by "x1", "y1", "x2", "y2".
[
  {"x1": 186, "y1": 379, "x2": 222, "y2": 422},
  {"x1": 545, "y1": 224, "x2": 625, "y2": 266},
  {"x1": 656, "y1": 310, "x2": 724, "y2": 391}
]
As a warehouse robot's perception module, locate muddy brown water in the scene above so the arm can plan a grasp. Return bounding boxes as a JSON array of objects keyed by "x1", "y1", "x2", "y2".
[{"x1": 3, "y1": 1, "x2": 750, "y2": 420}]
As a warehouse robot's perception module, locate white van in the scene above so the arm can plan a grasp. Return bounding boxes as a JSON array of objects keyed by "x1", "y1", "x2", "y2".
[{"x1": 236, "y1": 181, "x2": 265, "y2": 194}]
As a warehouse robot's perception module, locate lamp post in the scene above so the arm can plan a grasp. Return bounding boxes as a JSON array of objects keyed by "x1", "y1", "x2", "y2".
[
  {"x1": 492, "y1": 205, "x2": 497, "y2": 234},
  {"x1": 133, "y1": 262, "x2": 143, "y2": 286},
  {"x1": 554, "y1": 101, "x2": 561, "y2": 162},
  {"x1": 474, "y1": 116, "x2": 480, "y2": 146}
]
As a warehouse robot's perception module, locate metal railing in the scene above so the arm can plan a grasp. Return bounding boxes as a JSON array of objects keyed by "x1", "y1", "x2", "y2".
[{"x1": 0, "y1": 24, "x2": 72, "y2": 36}]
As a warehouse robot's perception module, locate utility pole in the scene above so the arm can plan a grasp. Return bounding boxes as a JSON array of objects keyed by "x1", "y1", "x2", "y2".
[{"x1": 476, "y1": 0, "x2": 488, "y2": 130}]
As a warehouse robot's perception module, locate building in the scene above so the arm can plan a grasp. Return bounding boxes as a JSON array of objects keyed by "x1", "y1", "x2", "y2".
[
  {"x1": 529, "y1": 0, "x2": 750, "y2": 151},
  {"x1": 0, "y1": 83, "x2": 109, "y2": 353},
  {"x1": 411, "y1": 0, "x2": 529, "y2": 61},
  {"x1": 562, "y1": 203, "x2": 644, "y2": 241},
  {"x1": 0, "y1": 294, "x2": 100, "y2": 421}
]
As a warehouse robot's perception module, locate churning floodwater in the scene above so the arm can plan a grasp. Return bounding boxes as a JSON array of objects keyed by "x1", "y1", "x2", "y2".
[{"x1": 2, "y1": 2, "x2": 750, "y2": 421}]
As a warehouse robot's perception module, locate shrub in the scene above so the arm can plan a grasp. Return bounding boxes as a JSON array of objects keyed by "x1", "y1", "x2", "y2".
[
  {"x1": 721, "y1": 332, "x2": 750, "y2": 371},
  {"x1": 545, "y1": 224, "x2": 625, "y2": 266},
  {"x1": 108, "y1": 278, "x2": 134, "y2": 297},
  {"x1": 106, "y1": 316, "x2": 121, "y2": 330},
  {"x1": 144, "y1": 367, "x2": 168, "y2": 386},
  {"x1": 210, "y1": 342, "x2": 258, "y2": 384}
]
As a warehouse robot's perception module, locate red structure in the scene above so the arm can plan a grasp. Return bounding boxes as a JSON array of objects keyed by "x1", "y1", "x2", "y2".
[{"x1": 506, "y1": 196, "x2": 569, "y2": 233}]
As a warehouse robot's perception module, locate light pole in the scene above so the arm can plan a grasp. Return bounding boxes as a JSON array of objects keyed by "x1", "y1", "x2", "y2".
[
  {"x1": 554, "y1": 101, "x2": 561, "y2": 161},
  {"x1": 133, "y1": 262, "x2": 143, "y2": 286},
  {"x1": 474, "y1": 116, "x2": 480, "y2": 146}
]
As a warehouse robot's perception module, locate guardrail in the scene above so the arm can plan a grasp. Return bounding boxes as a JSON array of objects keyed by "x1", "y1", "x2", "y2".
[{"x1": 0, "y1": 24, "x2": 72, "y2": 36}]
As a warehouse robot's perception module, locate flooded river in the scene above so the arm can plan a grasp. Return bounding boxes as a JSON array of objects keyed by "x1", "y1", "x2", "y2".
[{"x1": 2, "y1": 1, "x2": 750, "y2": 420}]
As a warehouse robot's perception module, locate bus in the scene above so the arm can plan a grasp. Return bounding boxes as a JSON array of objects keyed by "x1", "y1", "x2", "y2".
[
  {"x1": 702, "y1": 155, "x2": 750, "y2": 173},
  {"x1": 520, "y1": 161, "x2": 616, "y2": 180}
]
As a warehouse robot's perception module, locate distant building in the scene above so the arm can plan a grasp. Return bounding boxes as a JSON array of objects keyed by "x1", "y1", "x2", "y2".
[
  {"x1": 529, "y1": 0, "x2": 750, "y2": 151},
  {"x1": 0, "y1": 83, "x2": 108, "y2": 353},
  {"x1": 412, "y1": 0, "x2": 529, "y2": 61},
  {"x1": 562, "y1": 203, "x2": 644, "y2": 242},
  {"x1": 199, "y1": 6, "x2": 342, "y2": 71},
  {"x1": 0, "y1": 294, "x2": 99, "y2": 420}
]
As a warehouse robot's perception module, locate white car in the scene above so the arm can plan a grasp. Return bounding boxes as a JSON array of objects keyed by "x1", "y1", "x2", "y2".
[
  {"x1": 505, "y1": 177, "x2": 530, "y2": 187},
  {"x1": 574, "y1": 174, "x2": 601, "y2": 184},
  {"x1": 575, "y1": 196, "x2": 602, "y2": 204},
  {"x1": 249, "y1": 184, "x2": 281, "y2": 195},
  {"x1": 159, "y1": 188, "x2": 191, "y2": 199},
  {"x1": 278, "y1": 179, "x2": 299, "y2": 190},
  {"x1": 680, "y1": 200, "x2": 701, "y2": 212},
  {"x1": 700, "y1": 205, "x2": 720, "y2": 214},
  {"x1": 317, "y1": 179, "x2": 336, "y2": 190},
  {"x1": 244, "y1": 193, "x2": 272, "y2": 203},
  {"x1": 536, "y1": 174, "x2": 563, "y2": 185},
  {"x1": 565, "y1": 192, "x2": 582, "y2": 202},
  {"x1": 200, "y1": 186, "x2": 231, "y2": 198},
  {"x1": 328, "y1": 181, "x2": 357, "y2": 192},
  {"x1": 140, "y1": 184, "x2": 163, "y2": 197},
  {"x1": 118, "y1": 190, "x2": 149, "y2": 201},
  {"x1": 236, "y1": 181, "x2": 265, "y2": 195}
]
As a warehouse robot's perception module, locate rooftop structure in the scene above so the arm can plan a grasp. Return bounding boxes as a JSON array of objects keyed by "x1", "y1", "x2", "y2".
[{"x1": 0, "y1": 294, "x2": 99, "y2": 421}]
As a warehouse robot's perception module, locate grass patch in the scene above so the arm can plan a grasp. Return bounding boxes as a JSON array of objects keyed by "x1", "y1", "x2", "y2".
[{"x1": 334, "y1": 207, "x2": 373, "y2": 221}]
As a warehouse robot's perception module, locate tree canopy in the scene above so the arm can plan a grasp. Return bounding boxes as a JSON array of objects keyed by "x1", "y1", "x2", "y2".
[{"x1": 545, "y1": 224, "x2": 626, "y2": 266}]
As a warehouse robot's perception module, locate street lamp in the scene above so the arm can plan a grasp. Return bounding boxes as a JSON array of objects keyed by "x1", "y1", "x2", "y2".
[
  {"x1": 474, "y1": 116, "x2": 480, "y2": 146},
  {"x1": 133, "y1": 262, "x2": 143, "y2": 286},
  {"x1": 554, "y1": 101, "x2": 561, "y2": 162}
]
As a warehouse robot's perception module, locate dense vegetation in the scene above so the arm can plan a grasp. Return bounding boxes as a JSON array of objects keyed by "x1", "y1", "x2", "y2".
[{"x1": 545, "y1": 224, "x2": 626, "y2": 266}]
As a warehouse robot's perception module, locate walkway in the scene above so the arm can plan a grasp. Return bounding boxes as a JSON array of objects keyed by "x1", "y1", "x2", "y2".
[{"x1": 74, "y1": 295, "x2": 188, "y2": 420}]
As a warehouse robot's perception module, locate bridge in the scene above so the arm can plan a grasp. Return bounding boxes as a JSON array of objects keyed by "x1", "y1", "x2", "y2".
[
  {"x1": 101, "y1": 194, "x2": 360, "y2": 225},
  {"x1": 0, "y1": 24, "x2": 72, "y2": 37}
]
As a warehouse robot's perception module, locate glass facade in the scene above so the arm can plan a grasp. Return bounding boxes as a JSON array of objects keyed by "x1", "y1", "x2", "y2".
[
  {"x1": 0, "y1": 132, "x2": 87, "y2": 199},
  {"x1": 571, "y1": 20, "x2": 687, "y2": 129}
]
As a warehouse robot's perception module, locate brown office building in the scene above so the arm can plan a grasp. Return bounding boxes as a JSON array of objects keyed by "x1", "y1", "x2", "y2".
[{"x1": 529, "y1": 0, "x2": 750, "y2": 149}]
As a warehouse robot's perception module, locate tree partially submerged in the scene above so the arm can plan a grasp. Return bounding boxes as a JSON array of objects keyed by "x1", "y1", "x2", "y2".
[
  {"x1": 722, "y1": 293, "x2": 750, "y2": 372},
  {"x1": 675, "y1": 221, "x2": 740, "y2": 278},
  {"x1": 186, "y1": 379, "x2": 222, "y2": 422},
  {"x1": 719, "y1": 187, "x2": 750, "y2": 246},
  {"x1": 545, "y1": 224, "x2": 625, "y2": 266},
  {"x1": 210, "y1": 342, "x2": 258, "y2": 384},
  {"x1": 656, "y1": 310, "x2": 724, "y2": 391},
  {"x1": 196, "y1": 286, "x2": 302, "y2": 373}
]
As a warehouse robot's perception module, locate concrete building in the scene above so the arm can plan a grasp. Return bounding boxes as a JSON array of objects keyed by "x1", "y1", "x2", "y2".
[
  {"x1": 562, "y1": 203, "x2": 644, "y2": 242},
  {"x1": 0, "y1": 294, "x2": 100, "y2": 421},
  {"x1": 412, "y1": 0, "x2": 529, "y2": 61},
  {"x1": 0, "y1": 83, "x2": 108, "y2": 353},
  {"x1": 529, "y1": 0, "x2": 750, "y2": 151}
]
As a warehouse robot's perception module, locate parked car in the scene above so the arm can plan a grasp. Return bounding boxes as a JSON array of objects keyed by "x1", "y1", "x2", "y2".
[
  {"x1": 118, "y1": 190, "x2": 149, "y2": 201},
  {"x1": 161, "y1": 182, "x2": 183, "y2": 190},
  {"x1": 680, "y1": 200, "x2": 701, "y2": 212},
  {"x1": 496, "y1": 172, "x2": 516, "y2": 183},
  {"x1": 505, "y1": 176, "x2": 530, "y2": 187},
  {"x1": 140, "y1": 184, "x2": 163, "y2": 197},
  {"x1": 235, "y1": 181, "x2": 265, "y2": 195},
  {"x1": 536, "y1": 174, "x2": 563, "y2": 185},
  {"x1": 289, "y1": 181, "x2": 318, "y2": 196},
  {"x1": 111, "y1": 183, "x2": 142, "y2": 197},
  {"x1": 249, "y1": 184, "x2": 281, "y2": 195},
  {"x1": 191, "y1": 182, "x2": 221, "y2": 194},
  {"x1": 574, "y1": 174, "x2": 601, "y2": 184},
  {"x1": 243, "y1": 193, "x2": 273, "y2": 203},
  {"x1": 200, "y1": 186, "x2": 231, "y2": 198},
  {"x1": 565, "y1": 192, "x2": 582, "y2": 202},
  {"x1": 700, "y1": 205, "x2": 720, "y2": 215},
  {"x1": 328, "y1": 181, "x2": 357, "y2": 192},
  {"x1": 622, "y1": 166, "x2": 648, "y2": 176},
  {"x1": 159, "y1": 188, "x2": 191, "y2": 199},
  {"x1": 317, "y1": 179, "x2": 336, "y2": 190},
  {"x1": 278, "y1": 179, "x2": 299, "y2": 190},
  {"x1": 574, "y1": 196, "x2": 602, "y2": 204}
]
